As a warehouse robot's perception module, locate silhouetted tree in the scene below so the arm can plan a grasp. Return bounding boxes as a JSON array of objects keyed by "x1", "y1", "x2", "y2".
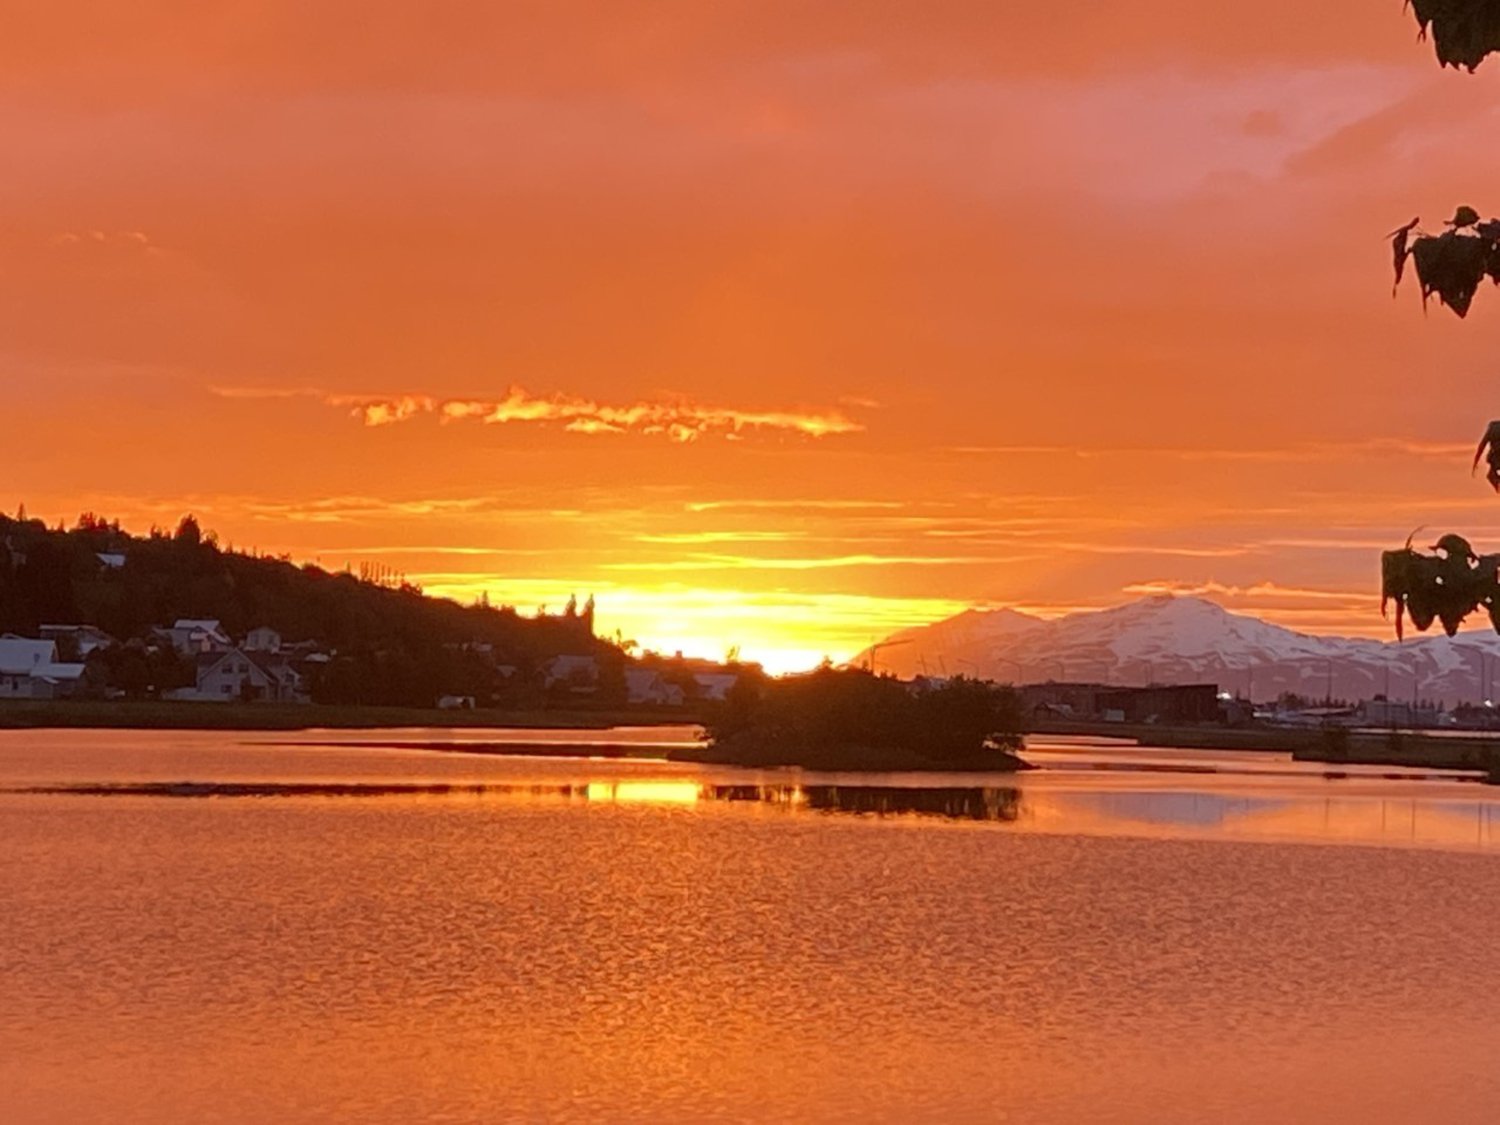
[
  {"x1": 1381, "y1": 2, "x2": 1500, "y2": 638},
  {"x1": 1388, "y1": 5, "x2": 1500, "y2": 316},
  {"x1": 1409, "y1": 2, "x2": 1500, "y2": 71},
  {"x1": 87, "y1": 641, "x2": 193, "y2": 700},
  {"x1": 174, "y1": 515, "x2": 202, "y2": 548}
]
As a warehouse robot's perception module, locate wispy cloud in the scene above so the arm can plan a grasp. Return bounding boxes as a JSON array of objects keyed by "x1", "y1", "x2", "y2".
[
  {"x1": 947, "y1": 439, "x2": 1473, "y2": 463},
  {"x1": 428, "y1": 389, "x2": 862, "y2": 440},
  {"x1": 108, "y1": 493, "x2": 588, "y2": 527},
  {"x1": 51, "y1": 229, "x2": 158, "y2": 253},
  {"x1": 211, "y1": 385, "x2": 863, "y2": 442},
  {"x1": 1122, "y1": 579, "x2": 1371, "y2": 603},
  {"x1": 683, "y1": 498, "x2": 904, "y2": 513},
  {"x1": 1051, "y1": 541, "x2": 1251, "y2": 559},
  {"x1": 241, "y1": 495, "x2": 500, "y2": 523},
  {"x1": 1259, "y1": 536, "x2": 1413, "y2": 552},
  {"x1": 635, "y1": 530, "x2": 805, "y2": 545},
  {"x1": 316, "y1": 545, "x2": 557, "y2": 558},
  {"x1": 604, "y1": 552, "x2": 1011, "y2": 572},
  {"x1": 210, "y1": 385, "x2": 325, "y2": 401},
  {"x1": 947, "y1": 445, "x2": 1085, "y2": 457}
]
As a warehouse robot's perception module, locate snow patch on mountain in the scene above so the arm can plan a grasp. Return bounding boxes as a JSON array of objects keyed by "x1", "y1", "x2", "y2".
[{"x1": 855, "y1": 594, "x2": 1500, "y2": 705}]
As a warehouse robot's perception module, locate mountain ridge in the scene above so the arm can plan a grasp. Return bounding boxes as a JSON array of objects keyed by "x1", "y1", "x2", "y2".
[{"x1": 857, "y1": 594, "x2": 1500, "y2": 705}]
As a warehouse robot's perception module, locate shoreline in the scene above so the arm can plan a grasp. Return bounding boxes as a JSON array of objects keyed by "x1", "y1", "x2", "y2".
[
  {"x1": 0, "y1": 700, "x2": 700, "y2": 732},
  {"x1": 263, "y1": 738, "x2": 680, "y2": 761},
  {"x1": 1031, "y1": 718, "x2": 1500, "y2": 772},
  {"x1": 11, "y1": 704, "x2": 1499, "y2": 778}
]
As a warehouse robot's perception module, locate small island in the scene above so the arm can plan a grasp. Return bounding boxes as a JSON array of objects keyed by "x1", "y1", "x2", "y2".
[{"x1": 670, "y1": 665, "x2": 1030, "y2": 772}]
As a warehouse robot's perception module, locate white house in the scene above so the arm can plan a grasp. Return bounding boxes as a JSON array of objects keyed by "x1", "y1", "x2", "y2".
[
  {"x1": 693, "y1": 672, "x2": 740, "y2": 702},
  {"x1": 0, "y1": 635, "x2": 59, "y2": 677},
  {"x1": 0, "y1": 635, "x2": 88, "y2": 700},
  {"x1": 244, "y1": 626, "x2": 281, "y2": 653},
  {"x1": 39, "y1": 624, "x2": 115, "y2": 658},
  {"x1": 252, "y1": 653, "x2": 307, "y2": 704},
  {"x1": 165, "y1": 647, "x2": 308, "y2": 704},
  {"x1": 625, "y1": 668, "x2": 686, "y2": 707},
  {"x1": 165, "y1": 619, "x2": 232, "y2": 655},
  {"x1": 542, "y1": 654, "x2": 600, "y2": 693}
]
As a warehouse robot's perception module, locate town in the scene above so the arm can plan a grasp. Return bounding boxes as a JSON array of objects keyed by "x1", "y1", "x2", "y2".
[
  {"x1": 0, "y1": 612, "x2": 747, "y2": 713},
  {"x1": 3, "y1": 509, "x2": 1495, "y2": 733},
  {"x1": 0, "y1": 510, "x2": 746, "y2": 717}
]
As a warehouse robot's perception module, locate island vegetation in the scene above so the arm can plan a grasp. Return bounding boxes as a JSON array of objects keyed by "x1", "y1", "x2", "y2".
[{"x1": 676, "y1": 665, "x2": 1029, "y2": 772}]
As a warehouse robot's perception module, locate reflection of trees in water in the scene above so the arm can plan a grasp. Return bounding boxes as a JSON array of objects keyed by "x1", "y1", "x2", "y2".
[
  {"x1": 708, "y1": 784, "x2": 1023, "y2": 823},
  {"x1": 31, "y1": 781, "x2": 1018, "y2": 824}
]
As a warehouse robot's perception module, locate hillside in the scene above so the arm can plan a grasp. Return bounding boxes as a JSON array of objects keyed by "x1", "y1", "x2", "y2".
[
  {"x1": 0, "y1": 513, "x2": 618, "y2": 707},
  {"x1": 856, "y1": 594, "x2": 1500, "y2": 706}
]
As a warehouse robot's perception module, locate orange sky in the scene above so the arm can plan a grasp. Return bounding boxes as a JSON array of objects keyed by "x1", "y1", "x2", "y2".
[{"x1": 6, "y1": 2, "x2": 1500, "y2": 671}]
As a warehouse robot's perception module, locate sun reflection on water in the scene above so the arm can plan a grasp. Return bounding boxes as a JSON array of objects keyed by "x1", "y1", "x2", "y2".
[{"x1": 585, "y1": 780, "x2": 703, "y2": 805}]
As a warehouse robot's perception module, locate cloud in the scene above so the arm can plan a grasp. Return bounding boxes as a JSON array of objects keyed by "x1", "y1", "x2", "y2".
[
  {"x1": 420, "y1": 387, "x2": 864, "y2": 440},
  {"x1": 1051, "y1": 541, "x2": 1252, "y2": 559},
  {"x1": 636, "y1": 530, "x2": 804, "y2": 545},
  {"x1": 212, "y1": 384, "x2": 862, "y2": 442},
  {"x1": 209, "y1": 385, "x2": 324, "y2": 401},
  {"x1": 946, "y1": 439, "x2": 1472, "y2": 463},
  {"x1": 231, "y1": 494, "x2": 585, "y2": 524},
  {"x1": 50, "y1": 229, "x2": 160, "y2": 255},
  {"x1": 604, "y1": 552, "x2": 1015, "y2": 571},
  {"x1": 240, "y1": 495, "x2": 492, "y2": 523},
  {"x1": 1122, "y1": 579, "x2": 1371, "y2": 603},
  {"x1": 336, "y1": 394, "x2": 436, "y2": 427},
  {"x1": 683, "y1": 498, "x2": 904, "y2": 513},
  {"x1": 1259, "y1": 536, "x2": 1418, "y2": 551}
]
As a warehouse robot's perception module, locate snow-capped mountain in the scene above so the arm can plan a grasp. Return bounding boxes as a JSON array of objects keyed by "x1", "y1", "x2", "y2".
[{"x1": 854, "y1": 594, "x2": 1500, "y2": 705}]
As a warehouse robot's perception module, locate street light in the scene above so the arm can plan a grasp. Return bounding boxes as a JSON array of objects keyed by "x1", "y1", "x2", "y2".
[
  {"x1": 995, "y1": 656, "x2": 1024, "y2": 684},
  {"x1": 866, "y1": 638, "x2": 913, "y2": 676}
]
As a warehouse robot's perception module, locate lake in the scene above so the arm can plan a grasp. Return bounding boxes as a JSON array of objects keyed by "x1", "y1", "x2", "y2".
[{"x1": 3, "y1": 727, "x2": 1499, "y2": 1123}]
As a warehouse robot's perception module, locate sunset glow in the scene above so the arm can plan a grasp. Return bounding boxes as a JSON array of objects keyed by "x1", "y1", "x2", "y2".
[{"x1": 8, "y1": 3, "x2": 1500, "y2": 667}]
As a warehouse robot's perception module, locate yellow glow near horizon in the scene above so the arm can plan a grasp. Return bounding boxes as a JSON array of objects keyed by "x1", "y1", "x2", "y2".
[{"x1": 418, "y1": 577, "x2": 974, "y2": 673}]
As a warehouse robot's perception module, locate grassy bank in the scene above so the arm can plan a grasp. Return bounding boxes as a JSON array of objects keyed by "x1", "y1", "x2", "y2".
[
  {"x1": 1032, "y1": 718, "x2": 1327, "y2": 753},
  {"x1": 1031, "y1": 718, "x2": 1500, "y2": 771},
  {"x1": 1289, "y1": 734, "x2": 1500, "y2": 774},
  {"x1": 0, "y1": 699, "x2": 700, "y2": 732}
]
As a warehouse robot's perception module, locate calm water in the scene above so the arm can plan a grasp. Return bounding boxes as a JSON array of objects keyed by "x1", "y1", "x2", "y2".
[{"x1": 4, "y1": 729, "x2": 1500, "y2": 1123}]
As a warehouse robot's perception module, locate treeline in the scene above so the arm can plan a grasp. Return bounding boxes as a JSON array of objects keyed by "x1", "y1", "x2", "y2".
[{"x1": 0, "y1": 512, "x2": 621, "y2": 707}]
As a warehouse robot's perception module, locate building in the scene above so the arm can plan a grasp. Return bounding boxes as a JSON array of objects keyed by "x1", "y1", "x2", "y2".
[
  {"x1": 1093, "y1": 684, "x2": 1222, "y2": 724},
  {"x1": 164, "y1": 646, "x2": 308, "y2": 704},
  {"x1": 542, "y1": 654, "x2": 600, "y2": 694},
  {"x1": 164, "y1": 619, "x2": 232, "y2": 655},
  {"x1": 1021, "y1": 681, "x2": 1221, "y2": 724},
  {"x1": 0, "y1": 635, "x2": 89, "y2": 700},
  {"x1": 692, "y1": 672, "x2": 740, "y2": 702},
  {"x1": 625, "y1": 668, "x2": 686, "y2": 707},
  {"x1": 1019, "y1": 682, "x2": 1112, "y2": 718},
  {"x1": 244, "y1": 626, "x2": 281, "y2": 653},
  {"x1": 39, "y1": 624, "x2": 115, "y2": 658}
]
